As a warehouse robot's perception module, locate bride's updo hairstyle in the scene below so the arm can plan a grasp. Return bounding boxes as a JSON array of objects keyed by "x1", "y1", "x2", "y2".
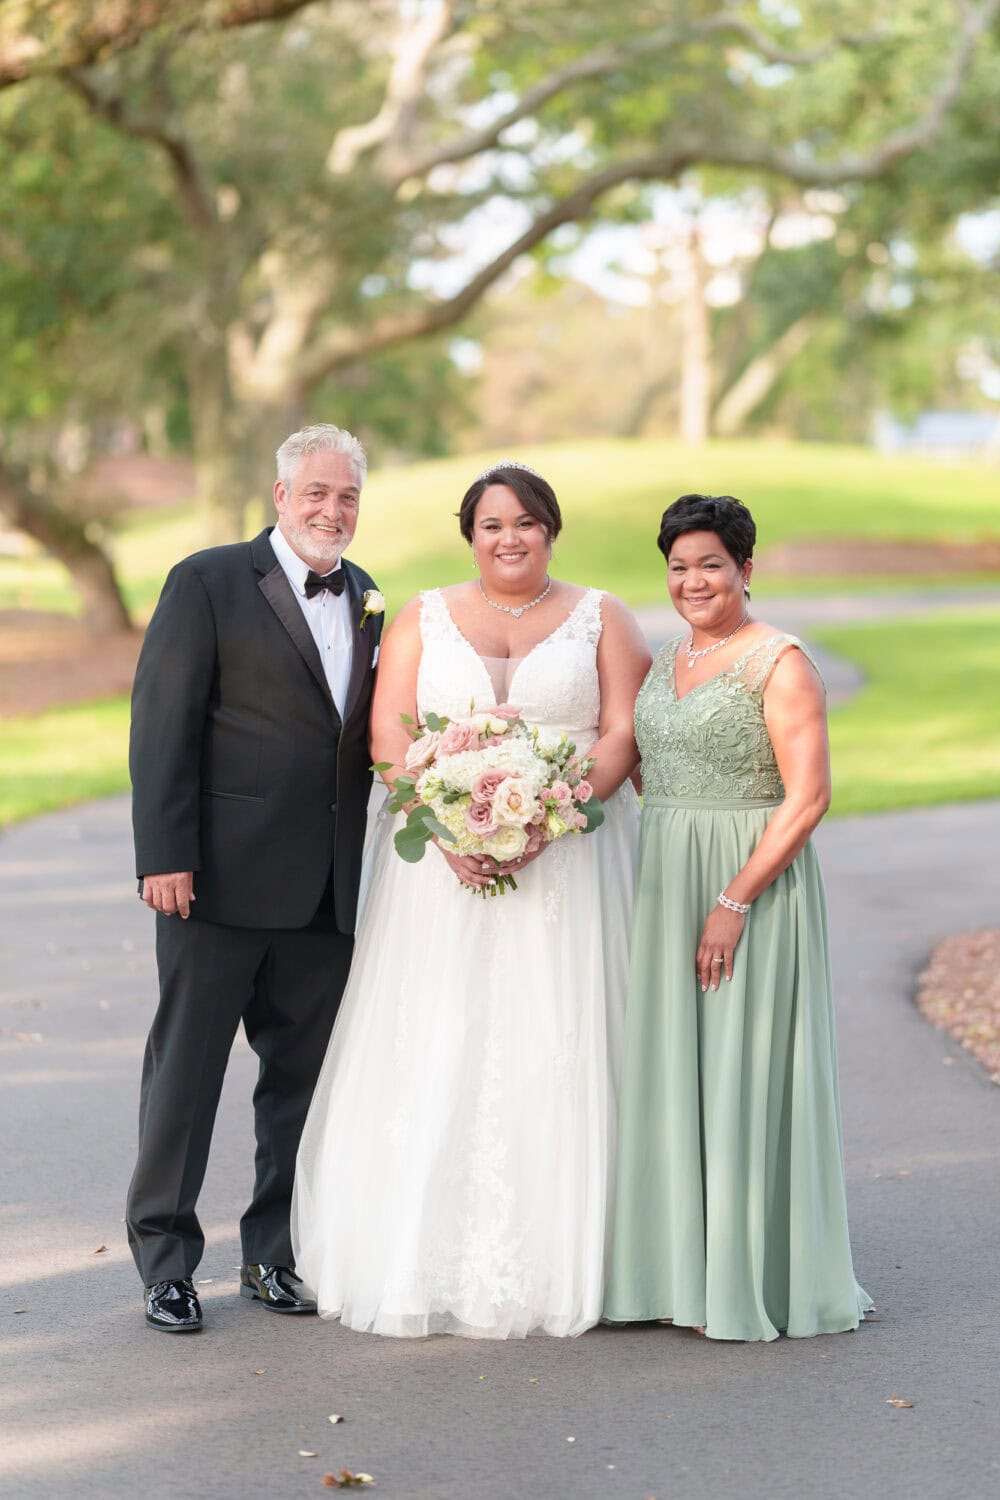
[
  {"x1": 458, "y1": 463, "x2": 563, "y2": 544},
  {"x1": 657, "y1": 493, "x2": 756, "y2": 567}
]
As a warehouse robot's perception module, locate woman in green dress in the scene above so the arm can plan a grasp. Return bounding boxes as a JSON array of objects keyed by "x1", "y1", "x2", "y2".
[{"x1": 605, "y1": 493, "x2": 871, "y2": 1341}]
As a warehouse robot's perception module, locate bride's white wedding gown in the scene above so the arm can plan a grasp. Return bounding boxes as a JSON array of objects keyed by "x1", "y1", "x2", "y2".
[{"x1": 291, "y1": 588, "x2": 639, "y2": 1337}]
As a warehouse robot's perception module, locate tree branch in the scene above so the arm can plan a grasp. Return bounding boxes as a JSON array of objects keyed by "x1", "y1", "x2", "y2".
[
  {"x1": 382, "y1": 14, "x2": 895, "y2": 185},
  {"x1": 0, "y1": 0, "x2": 316, "y2": 88},
  {"x1": 697, "y1": 14, "x2": 891, "y2": 68},
  {"x1": 298, "y1": 0, "x2": 998, "y2": 391},
  {"x1": 297, "y1": 148, "x2": 700, "y2": 386},
  {"x1": 65, "y1": 63, "x2": 217, "y2": 233},
  {"x1": 326, "y1": 0, "x2": 457, "y2": 177},
  {"x1": 717, "y1": 0, "x2": 999, "y2": 185}
]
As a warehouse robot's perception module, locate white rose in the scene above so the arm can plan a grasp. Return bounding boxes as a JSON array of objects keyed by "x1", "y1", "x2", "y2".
[
  {"x1": 485, "y1": 825, "x2": 529, "y2": 862},
  {"x1": 361, "y1": 588, "x2": 385, "y2": 629}
]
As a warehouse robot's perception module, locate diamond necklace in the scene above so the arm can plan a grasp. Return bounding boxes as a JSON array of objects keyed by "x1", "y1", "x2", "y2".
[
  {"x1": 684, "y1": 613, "x2": 750, "y2": 668},
  {"x1": 478, "y1": 576, "x2": 552, "y2": 619}
]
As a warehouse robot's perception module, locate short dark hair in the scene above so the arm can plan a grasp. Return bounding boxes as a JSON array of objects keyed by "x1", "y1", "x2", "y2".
[
  {"x1": 458, "y1": 465, "x2": 562, "y2": 543},
  {"x1": 657, "y1": 493, "x2": 756, "y2": 568}
]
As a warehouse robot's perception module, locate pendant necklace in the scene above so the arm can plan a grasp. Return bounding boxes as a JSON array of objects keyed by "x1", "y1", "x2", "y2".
[
  {"x1": 684, "y1": 613, "x2": 750, "y2": 668},
  {"x1": 478, "y1": 576, "x2": 552, "y2": 619}
]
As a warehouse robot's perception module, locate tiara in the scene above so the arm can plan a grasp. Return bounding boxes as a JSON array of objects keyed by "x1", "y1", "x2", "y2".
[{"x1": 473, "y1": 458, "x2": 545, "y2": 484}]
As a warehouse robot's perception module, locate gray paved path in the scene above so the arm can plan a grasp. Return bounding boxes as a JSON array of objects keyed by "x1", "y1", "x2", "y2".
[{"x1": 2, "y1": 793, "x2": 998, "y2": 1500}]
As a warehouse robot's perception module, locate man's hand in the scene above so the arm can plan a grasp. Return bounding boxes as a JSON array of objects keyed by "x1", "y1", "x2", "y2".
[{"x1": 142, "y1": 872, "x2": 196, "y2": 918}]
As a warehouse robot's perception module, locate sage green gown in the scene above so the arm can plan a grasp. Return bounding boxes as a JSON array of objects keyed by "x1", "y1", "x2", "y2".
[{"x1": 604, "y1": 633, "x2": 871, "y2": 1341}]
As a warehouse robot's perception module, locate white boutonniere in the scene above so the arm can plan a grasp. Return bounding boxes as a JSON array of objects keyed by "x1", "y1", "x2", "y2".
[{"x1": 360, "y1": 588, "x2": 385, "y2": 631}]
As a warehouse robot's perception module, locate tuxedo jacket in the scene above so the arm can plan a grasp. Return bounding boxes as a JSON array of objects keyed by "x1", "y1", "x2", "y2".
[{"x1": 129, "y1": 527, "x2": 382, "y2": 934}]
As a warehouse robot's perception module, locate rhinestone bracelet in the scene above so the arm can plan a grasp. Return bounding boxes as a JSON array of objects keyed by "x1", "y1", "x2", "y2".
[{"x1": 718, "y1": 891, "x2": 751, "y2": 914}]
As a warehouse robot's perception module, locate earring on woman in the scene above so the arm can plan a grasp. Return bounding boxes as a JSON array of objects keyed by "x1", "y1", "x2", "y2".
[{"x1": 471, "y1": 550, "x2": 478, "y2": 571}]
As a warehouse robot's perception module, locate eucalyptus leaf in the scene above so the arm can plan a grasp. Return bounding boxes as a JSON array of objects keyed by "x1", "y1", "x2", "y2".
[{"x1": 581, "y1": 796, "x2": 605, "y2": 833}]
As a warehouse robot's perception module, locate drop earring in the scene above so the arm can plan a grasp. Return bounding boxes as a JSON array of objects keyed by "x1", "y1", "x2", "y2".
[{"x1": 471, "y1": 550, "x2": 478, "y2": 571}]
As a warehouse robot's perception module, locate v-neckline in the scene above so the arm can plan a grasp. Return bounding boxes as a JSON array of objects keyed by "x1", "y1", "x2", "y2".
[
  {"x1": 436, "y1": 588, "x2": 593, "y2": 705},
  {"x1": 670, "y1": 632, "x2": 783, "y2": 703}
]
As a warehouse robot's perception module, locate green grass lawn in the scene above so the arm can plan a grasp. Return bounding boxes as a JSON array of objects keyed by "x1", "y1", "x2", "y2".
[
  {"x1": 0, "y1": 696, "x2": 131, "y2": 826},
  {"x1": 1, "y1": 437, "x2": 998, "y2": 829},
  {"x1": 2, "y1": 437, "x2": 998, "y2": 619},
  {"x1": 821, "y1": 608, "x2": 1000, "y2": 816}
]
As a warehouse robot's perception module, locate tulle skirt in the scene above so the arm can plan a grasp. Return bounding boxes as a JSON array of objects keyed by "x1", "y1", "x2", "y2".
[{"x1": 292, "y1": 784, "x2": 639, "y2": 1338}]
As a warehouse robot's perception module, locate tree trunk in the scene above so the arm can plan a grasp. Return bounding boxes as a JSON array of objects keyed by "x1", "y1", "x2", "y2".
[
  {"x1": 712, "y1": 315, "x2": 818, "y2": 437},
  {"x1": 0, "y1": 461, "x2": 132, "y2": 634},
  {"x1": 679, "y1": 227, "x2": 712, "y2": 445},
  {"x1": 188, "y1": 350, "x2": 261, "y2": 543}
]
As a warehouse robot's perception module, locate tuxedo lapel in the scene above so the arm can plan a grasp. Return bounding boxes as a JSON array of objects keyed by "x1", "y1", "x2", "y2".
[
  {"x1": 251, "y1": 529, "x2": 339, "y2": 719},
  {"x1": 341, "y1": 561, "x2": 376, "y2": 729}
]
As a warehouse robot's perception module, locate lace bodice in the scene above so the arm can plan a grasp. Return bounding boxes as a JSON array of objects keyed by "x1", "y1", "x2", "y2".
[
  {"x1": 417, "y1": 588, "x2": 603, "y2": 747},
  {"x1": 636, "y1": 633, "x2": 818, "y2": 802}
]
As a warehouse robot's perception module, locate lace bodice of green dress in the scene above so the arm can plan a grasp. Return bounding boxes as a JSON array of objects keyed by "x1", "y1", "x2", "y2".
[{"x1": 636, "y1": 632, "x2": 818, "y2": 802}]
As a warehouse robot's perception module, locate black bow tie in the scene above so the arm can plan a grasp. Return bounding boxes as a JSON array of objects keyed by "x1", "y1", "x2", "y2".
[{"x1": 304, "y1": 568, "x2": 346, "y2": 599}]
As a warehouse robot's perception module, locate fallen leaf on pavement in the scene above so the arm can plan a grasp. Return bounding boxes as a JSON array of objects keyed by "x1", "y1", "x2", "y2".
[
  {"x1": 323, "y1": 1470, "x2": 375, "y2": 1487},
  {"x1": 91, "y1": 1245, "x2": 107, "y2": 1255},
  {"x1": 886, "y1": 1396, "x2": 915, "y2": 1408},
  {"x1": 299, "y1": 1450, "x2": 318, "y2": 1458},
  {"x1": 328, "y1": 1414, "x2": 344, "y2": 1424},
  {"x1": 254, "y1": 1369, "x2": 266, "y2": 1376}
]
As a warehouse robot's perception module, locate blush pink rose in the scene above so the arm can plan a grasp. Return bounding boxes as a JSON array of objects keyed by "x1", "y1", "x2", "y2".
[
  {"x1": 404, "y1": 730, "x2": 442, "y2": 771},
  {"x1": 438, "y1": 720, "x2": 479, "y2": 755},
  {"x1": 465, "y1": 800, "x2": 499, "y2": 836},
  {"x1": 548, "y1": 780, "x2": 573, "y2": 805},
  {"x1": 471, "y1": 768, "x2": 513, "y2": 805},
  {"x1": 575, "y1": 810, "x2": 589, "y2": 828},
  {"x1": 574, "y1": 780, "x2": 594, "y2": 803}
]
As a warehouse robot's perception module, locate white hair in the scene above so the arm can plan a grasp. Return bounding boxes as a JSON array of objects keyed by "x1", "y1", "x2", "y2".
[{"x1": 275, "y1": 424, "x2": 367, "y2": 489}]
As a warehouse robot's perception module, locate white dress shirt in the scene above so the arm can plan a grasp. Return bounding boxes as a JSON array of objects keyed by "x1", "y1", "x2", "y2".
[{"x1": 269, "y1": 525, "x2": 353, "y2": 718}]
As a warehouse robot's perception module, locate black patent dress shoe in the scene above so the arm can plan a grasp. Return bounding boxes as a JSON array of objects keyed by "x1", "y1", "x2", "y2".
[
  {"x1": 145, "y1": 1278, "x2": 203, "y2": 1333},
  {"x1": 239, "y1": 1263, "x2": 317, "y2": 1313}
]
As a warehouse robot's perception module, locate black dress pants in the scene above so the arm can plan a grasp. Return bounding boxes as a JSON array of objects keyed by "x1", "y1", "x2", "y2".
[{"x1": 126, "y1": 912, "x2": 353, "y2": 1284}]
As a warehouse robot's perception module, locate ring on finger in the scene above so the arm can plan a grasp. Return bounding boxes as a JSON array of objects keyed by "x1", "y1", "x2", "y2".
[{"x1": 710, "y1": 956, "x2": 724, "y2": 964}]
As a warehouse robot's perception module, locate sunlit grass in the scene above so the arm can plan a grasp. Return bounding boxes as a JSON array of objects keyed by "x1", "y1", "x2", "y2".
[
  {"x1": 0, "y1": 697, "x2": 131, "y2": 826},
  {"x1": 822, "y1": 609, "x2": 1000, "y2": 816}
]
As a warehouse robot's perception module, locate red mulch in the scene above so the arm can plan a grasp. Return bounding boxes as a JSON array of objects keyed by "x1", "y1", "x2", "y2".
[
  {"x1": 915, "y1": 931, "x2": 1000, "y2": 1084},
  {"x1": 0, "y1": 611, "x2": 141, "y2": 717}
]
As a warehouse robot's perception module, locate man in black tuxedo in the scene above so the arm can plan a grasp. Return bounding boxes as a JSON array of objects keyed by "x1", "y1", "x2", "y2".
[{"x1": 126, "y1": 423, "x2": 383, "y2": 1332}]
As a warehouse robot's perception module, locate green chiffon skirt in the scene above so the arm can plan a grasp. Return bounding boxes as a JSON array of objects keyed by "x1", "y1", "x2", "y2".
[{"x1": 604, "y1": 797, "x2": 871, "y2": 1341}]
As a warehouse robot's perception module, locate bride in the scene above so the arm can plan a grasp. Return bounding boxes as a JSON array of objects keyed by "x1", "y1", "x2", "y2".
[{"x1": 291, "y1": 460, "x2": 651, "y2": 1338}]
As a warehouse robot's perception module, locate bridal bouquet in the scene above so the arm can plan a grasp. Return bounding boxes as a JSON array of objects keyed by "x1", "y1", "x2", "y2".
[{"x1": 375, "y1": 706, "x2": 603, "y2": 895}]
